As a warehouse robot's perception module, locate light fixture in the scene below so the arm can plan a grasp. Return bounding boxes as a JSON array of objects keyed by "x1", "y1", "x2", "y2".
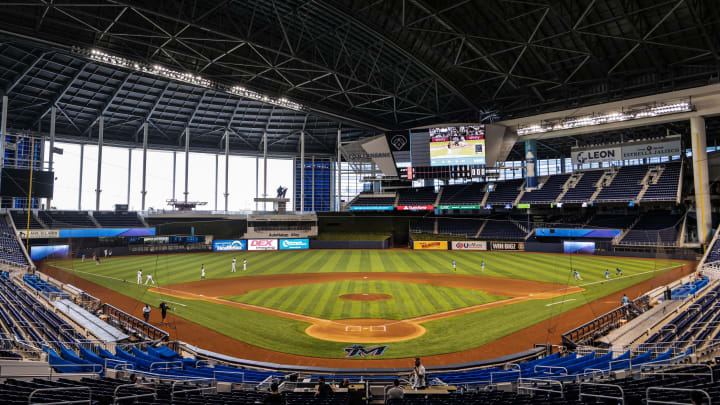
[
  {"x1": 517, "y1": 100, "x2": 692, "y2": 135},
  {"x1": 76, "y1": 47, "x2": 305, "y2": 111}
]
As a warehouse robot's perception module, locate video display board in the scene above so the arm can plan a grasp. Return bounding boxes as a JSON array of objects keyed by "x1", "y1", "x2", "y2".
[
  {"x1": 563, "y1": 241, "x2": 596, "y2": 254},
  {"x1": 429, "y1": 126, "x2": 485, "y2": 166}
]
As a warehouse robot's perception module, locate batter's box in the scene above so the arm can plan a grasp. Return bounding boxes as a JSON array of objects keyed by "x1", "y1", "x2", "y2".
[
  {"x1": 345, "y1": 325, "x2": 362, "y2": 332},
  {"x1": 370, "y1": 325, "x2": 387, "y2": 332}
]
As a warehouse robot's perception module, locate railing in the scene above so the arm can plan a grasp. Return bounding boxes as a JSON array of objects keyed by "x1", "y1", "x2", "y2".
[
  {"x1": 212, "y1": 369, "x2": 245, "y2": 382},
  {"x1": 534, "y1": 365, "x2": 568, "y2": 375},
  {"x1": 149, "y1": 361, "x2": 183, "y2": 372},
  {"x1": 562, "y1": 305, "x2": 631, "y2": 348},
  {"x1": 170, "y1": 378, "x2": 216, "y2": 402},
  {"x1": 579, "y1": 382, "x2": 625, "y2": 404},
  {"x1": 101, "y1": 303, "x2": 168, "y2": 341},
  {"x1": 640, "y1": 364, "x2": 714, "y2": 383},
  {"x1": 112, "y1": 383, "x2": 157, "y2": 405},
  {"x1": 28, "y1": 386, "x2": 91, "y2": 405},
  {"x1": 517, "y1": 378, "x2": 563, "y2": 398},
  {"x1": 646, "y1": 387, "x2": 712, "y2": 405}
]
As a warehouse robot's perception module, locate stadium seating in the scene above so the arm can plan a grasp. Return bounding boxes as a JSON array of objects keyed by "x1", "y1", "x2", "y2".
[
  {"x1": 438, "y1": 183, "x2": 485, "y2": 205},
  {"x1": 0, "y1": 221, "x2": 29, "y2": 267},
  {"x1": 704, "y1": 237, "x2": 720, "y2": 264},
  {"x1": 519, "y1": 174, "x2": 571, "y2": 204},
  {"x1": 561, "y1": 169, "x2": 603, "y2": 203},
  {"x1": 594, "y1": 165, "x2": 648, "y2": 202},
  {"x1": 410, "y1": 218, "x2": 435, "y2": 234},
  {"x1": 91, "y1": 211, "x2": 145, "y2": 227},
  {"x1": 38, "y1": 211, "x2": 96, "y2": 228},
  {"x1": 478, "y1": 217, "x2": 527, "y2": 240},
  {"x1": 437, "y1": 218, "x2": 482, "y2": 238},
  {"x1": 22, "y1": 274, "x2": 69, "y2": 299},
  {"x1": 587, "y1": 214, "x2": 637, "y2": 229},
  {"x1": 9, "y1": 210, "x2": 44, "y2": 230},
  {"x1": 485, "y1": 179, "x2": 523, "y2": 205},
  {"x1": 642, "y1": 161, "x2": 682, "y2": 201},
  {"x1": 348, "y1": 195, "x2": 395, "y2": 207},
  {"x1": 397, "y1": 187, "x2": 437, "y2": 206},
  {"x1": 620, "y1": 211, "x2": 682, "y2": 245}
]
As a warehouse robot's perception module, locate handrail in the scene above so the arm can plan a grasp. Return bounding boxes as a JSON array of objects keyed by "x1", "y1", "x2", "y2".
[
  {"x1": 646, "y1": 387, "x2": 712, "y2": 405},
  {"x1": 212, "y1": 369, "x2": 245, "y2": 383},
  {"x1": 609, "y1": 357, "x2": 631, "y2": 370},
  {"x1": 112, "y1": 383, "x2": 157, "y2": 405},
  {"x1": 490, "y1": 369, "x2": 520, "y2": 384},
  {"x1": 640, "y1": 364, "x2": 714, "y2": 383},
  {"x1": 579, "y1": 382, "x2": 625, "y2": 404},
  {"x1": 149, "y1": 360, "x2": 183, "y2": 371},
  {"x1": 170, "y1": 378, "x2": 216, "y2": 402},
  {"x1": 194, "y1": 359, "x2": 211, "y2": 368},
  {"x1": 107, "y1": 359, "x2": 134, "y2": 371},
  {"x1": 581, "y1": 368, "x2": 607, "y2": 379},
  {"x1": 534, "y1": 365, "x2": 568, "y2": 375},
  {"x1": 517, "y1": 378, "x2": 563, "y2": 398},
  {"x1": 28, "y1": 386, "x2": 91, "y2": 405}
]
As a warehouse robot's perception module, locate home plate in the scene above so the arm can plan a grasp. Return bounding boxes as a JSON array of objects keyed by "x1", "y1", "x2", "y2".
[
  {"x1": 363, "y1": 293, "x2": 368, "y2": 296},
  {"x1": 363, "y1": 277, "x2": 368, "y2": 279}
]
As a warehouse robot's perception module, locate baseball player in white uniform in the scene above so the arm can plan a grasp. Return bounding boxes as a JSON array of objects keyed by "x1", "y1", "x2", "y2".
[
  {"x1": 137, "y1": 269, "x2": 143, "y2": 285},
  {"x1": 231, "y1": 258, "x2": 237, "y2": 273},
  {"x1": 243, "y1": 259, "x2": 247, "y2": 271},
  {"x1": 144, "y1": 273, "x2": 155, "y2": 285},
  {"x1": 201, "y1": 265, "x2": 206, "y2": 280}
]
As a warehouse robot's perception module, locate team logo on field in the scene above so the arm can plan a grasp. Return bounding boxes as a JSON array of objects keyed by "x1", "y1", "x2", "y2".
[{"x1": 344, "y1": 344, "x2": 388, "y2": 358}]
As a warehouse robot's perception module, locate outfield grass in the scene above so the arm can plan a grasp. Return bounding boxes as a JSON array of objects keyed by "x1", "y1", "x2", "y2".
[
  {"x1": 225, "y1": 280, "x2": 504, "y2": 320},
  {"x1": 48, "y1": 251, "x2": 683, "y2": 359}
]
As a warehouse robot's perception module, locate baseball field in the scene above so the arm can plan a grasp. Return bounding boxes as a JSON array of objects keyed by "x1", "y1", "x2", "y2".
[{"x1": 45, "y1": 250, "x2": 687, "y2": 363}]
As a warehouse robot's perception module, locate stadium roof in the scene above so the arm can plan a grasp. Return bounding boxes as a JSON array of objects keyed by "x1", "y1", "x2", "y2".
[{"x1": 0, "y1": 0, "x2": 719, "y2": 156}]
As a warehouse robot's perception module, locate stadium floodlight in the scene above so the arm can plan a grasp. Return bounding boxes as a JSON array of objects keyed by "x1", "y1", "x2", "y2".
[
  {"x1": 74, "y1": 47, "x2": 304, "y2": 111},
  {"x1": 517, "y1": 100, "x2": 693, "y2": 135}
]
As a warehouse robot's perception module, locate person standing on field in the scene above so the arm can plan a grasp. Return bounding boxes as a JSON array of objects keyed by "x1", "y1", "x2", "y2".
[
  {"x1": 231, "y1": 257, "x2": 237, "y2": 273},
  {"x1": 452, "y1": 260, "x2": 456, "y2": 272},
  {"x1": 243, "y1": 259, "x2": 247, "y2": 271},
  {"x1": 142, "y1": 304, "x2": 151, "y2": 323},
  {"x1": 159, "y1": 302, "x2": 169, "y2": 324},
  {"x1": 481, "y1": 261, "x2": 485, "y2": 272},
  {"x1": 137, "y1": 269, "x2": 143, "y2": 285},
  {"x1": 201, "y1": 265, "x2": 206, "y2": 280}
]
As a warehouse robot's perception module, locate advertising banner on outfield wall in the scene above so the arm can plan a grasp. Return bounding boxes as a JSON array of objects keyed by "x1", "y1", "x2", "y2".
[
  {"x1": 17, "y1": 229, "x2": 60, "y2": 239},
  {"x1": 397, "y1": 205, "x2": 434, "y2": 211},
  {"x1": 413, "y1": 241, "x2": 448, "y2": 250},
  {"x1": 571, "y1": 146, "x2": 622, "y2": 165},
  {"x1": 212, "y1": 240, "x2": 247, "y2": 251},
  {"x1": 279, "y1": 239, "x2": 309, "y2": 250},
  {"x1": 452, "y1": 241, "x2": 488, "y2": 250},
  {"x1": 490, "y1": 241, "x2": 524, "y2": 251},
  {"x1": 621, "y1": 139, "x2": 682, "y2": 160},
  {"x1": 248, "y1": 239, "x2": 278, "y2": 251}
]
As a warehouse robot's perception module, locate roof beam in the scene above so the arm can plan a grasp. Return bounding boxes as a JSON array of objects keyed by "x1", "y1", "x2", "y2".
[
  {"x1": 82, "y1": 72, "x2": 133, "y2": 137},
  {"x1": 3, "y1": 51, "x2": 47, "y2": 95},
  {"x1": 30, "y1": 62, "x2": 89, "y2": 128}
]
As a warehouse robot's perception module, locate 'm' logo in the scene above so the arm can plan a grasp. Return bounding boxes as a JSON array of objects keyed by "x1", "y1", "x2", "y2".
[
  {"x1": 390, "y1": 135, "x2": 407, "y2": 151},
  {"x1": 576, "y1": 151, "x2": 585, "y2": 164},
  {"x1": 344, "y1": 344, "x2": 388, "y2": 358}
]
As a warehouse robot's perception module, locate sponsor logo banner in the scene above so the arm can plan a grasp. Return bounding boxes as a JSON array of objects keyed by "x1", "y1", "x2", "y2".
[
  {"x1": 248, "y1": 239, "x2": 278, "y2": 251},
  {"x1": 452, "y1": 241, "x2": 487, "y2": 251},
  {"x1": 344, "y1": 344, "x2": 388, "y2": 358},
  {"x1": 535, "y1": 228, "x2": 621, "y2": 238},
  {"x1": 279, "y1": 239, "x2": 309, "y2": 250},
  {"x1": 621, "y1": 139, "x2": 681, "y2": 159},
  {"x1": 212, "y1": 240, "x2": 247, "y2": 251},
  {"x1": 490, "y1": 241, "x2": 524, "y2": 251},
  {"x1": 397, "y1": 205, "x2": 434, "y2": 211},
  {"x1": 17, "y1": 229, "x2": 60, "y2": 239},
  {"x1": 386, "y1": 130, "x2": 410, "y2": 152},
  {"x1": 572, "y1": 146, "x2": 622, "y2": 165},
  {"x1": 437, "y1": 204, "x2": 480, "y2": 210},
  {"x1": 413, "y1": 241, "x2": 448, "y2": 250},
  {"x1": 349, "y1": 205, "x2": 394, "y2": 211}
]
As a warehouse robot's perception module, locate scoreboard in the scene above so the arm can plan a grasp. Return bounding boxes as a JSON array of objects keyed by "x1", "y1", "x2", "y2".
[{"x1": 400, "y1": 164, "x2": 485, "y2": 180}]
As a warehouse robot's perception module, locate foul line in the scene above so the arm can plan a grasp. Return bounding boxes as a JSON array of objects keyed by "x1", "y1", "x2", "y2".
[
  {"x1": 546, "y1": 299, "x2": 576, "y2": 307},
  {"x1": 576, "y1": 265, "x2": 681, "y2": 289}
]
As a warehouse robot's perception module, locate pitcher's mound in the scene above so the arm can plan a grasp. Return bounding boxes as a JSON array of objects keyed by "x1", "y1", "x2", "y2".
[
  {"x1": 306, "y1": 319, "x2": 425, "y2": 343},
  {"x1": 339, "y1": 293, "x2": 392, "y2": 302}
]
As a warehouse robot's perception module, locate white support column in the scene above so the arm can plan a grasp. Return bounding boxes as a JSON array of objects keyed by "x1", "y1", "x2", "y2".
[
  {"x1": 0, "y1": 95, "x2": 7, "y2": 170},
  {"x1": 255, "y1": 157, "x2": 259, "y2": 210},
  {"x1": 47, "y1": 106, "x2": 56, "y2": 209},
  {"x1": 300, "y1": 131, "x2": 305, "y2": 212},
  {"x1": 183, "y1": 127, "x2": 189, "y2": 203},
  {"x1": 78, "y1": 143, "x2": 84, "y2": 210},
  {"x1": 171, "y1": 151, "x2": 176, "y2": 201},
  {"x1": 337, "y1": 128, "x2": 341, "y2": 211},
  {"x1": 95, "y1": 116, "x2": 103, "y2": 211},
  {"x1": 126, "y1": 148, "x2": 132, "y2": 205},
  {"x1": 691, "y1": 116, "x2": 712, "y2": 247},
  {"x1": 263, "y1": 131, "x2": 268, "y2": 211},
  {"x1": 214, "y1": 153, "x2": 218, "y2": 211},
  {"x1": 224, "y1": 131, "x2": 229, "y2": 212},
  {"x1": 141, "y1": 122, "x2": 148, "y2": 210}
]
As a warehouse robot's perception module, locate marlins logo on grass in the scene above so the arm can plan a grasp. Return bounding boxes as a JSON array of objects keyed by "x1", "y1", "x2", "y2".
[{"x1": 344, "y1": 344, "x2": 388, "y2": 358}]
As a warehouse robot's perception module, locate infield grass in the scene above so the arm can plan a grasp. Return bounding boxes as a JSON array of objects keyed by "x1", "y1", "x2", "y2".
[{"x1": 47, "y1": 250, "x2": 684, "y2": 359}]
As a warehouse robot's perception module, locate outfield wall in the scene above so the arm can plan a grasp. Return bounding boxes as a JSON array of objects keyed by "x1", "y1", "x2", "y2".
[{"x1": 309, "y1": 240, "x2": 390, "y2": 249}]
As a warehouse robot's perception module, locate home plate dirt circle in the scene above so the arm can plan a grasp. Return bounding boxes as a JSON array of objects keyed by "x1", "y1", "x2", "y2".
[
  {"x1": 306, "y1": 319, "x2": 425, "y2": 343},
  {"x1": 339, "y1": 293, "x2": 392, "y2": 301}
]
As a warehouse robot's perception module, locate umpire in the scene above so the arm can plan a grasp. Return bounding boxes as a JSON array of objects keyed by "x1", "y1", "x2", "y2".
[{"x1": 159, "y1": 302, "x2": 170, "y2": 324}]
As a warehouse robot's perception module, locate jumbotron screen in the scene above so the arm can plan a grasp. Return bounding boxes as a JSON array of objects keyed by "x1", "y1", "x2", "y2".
[{"x1": 429, "y1": 125, "x2": 485, "y2": 166}]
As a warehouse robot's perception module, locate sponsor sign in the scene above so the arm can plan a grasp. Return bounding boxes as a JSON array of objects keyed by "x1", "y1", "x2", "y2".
[
  {"x1": 279, "y1": 239, "x2": 309, "y2": 250},
  {"x1": 397, "y1": 205, "x2": 434, "y2": 211},
  {"x1": 535, "y1": 228, "x2": 621, "y2": 238},
  {"x1": 413, "y1": 241, "x2": 448, "y2": 250},
  {"x1": 386, "y1": 130, "x2": 410, "y2": 152},
  {"x1": 212, "y1": 239, "x2": 247, "y2": 251},
  {"x1": 572, "y1": 146, "x2": 622, "y2": 165},
  {"x1": 621, "y1": 139, "x2": 681, "y2": 160},
  {"x1": 451, "y1": 241, "x2": 487, "y2": 251},
  {"x1": 17, "y1": 229, "x2": 60, "y2": 239},
  {"x1": 516, "y1": 203, "x2": 530, "y2": 209},
  {"x1": 437, "y1": 204, "x2": 480, "y2": 210},
  {"x1": 349, "y1": 206, "x2": 394, "y2": 211},
  {"x1": 248, "y1": 239, "x2": 278, "y2": 251},
  {"x1": 490, "y1": 241, "x2": 524, "y2": 251}
]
